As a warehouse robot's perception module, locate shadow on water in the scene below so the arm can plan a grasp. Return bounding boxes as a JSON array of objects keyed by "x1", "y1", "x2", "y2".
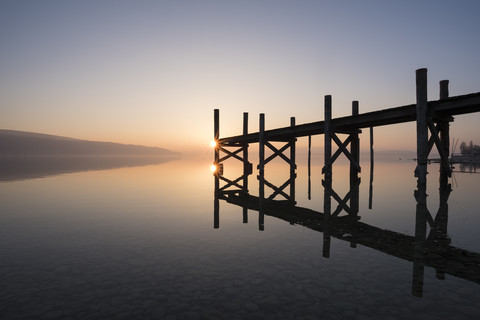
[
  {"x1": 0, "y1": 155, "x2": 181, "y2": 182},
  {"x1": 213, "y1": 154, "x2": 480, "y2": 298}
]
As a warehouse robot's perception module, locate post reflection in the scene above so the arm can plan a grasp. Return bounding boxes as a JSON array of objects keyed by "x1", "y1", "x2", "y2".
[{"x1": 213, "y1": 156, "x2": 480, "y2": 298}]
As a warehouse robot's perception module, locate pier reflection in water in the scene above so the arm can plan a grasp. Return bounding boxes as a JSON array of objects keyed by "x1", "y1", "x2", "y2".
[{"x1": 213, "y1": 155, "x2": 480, "y2": 298}]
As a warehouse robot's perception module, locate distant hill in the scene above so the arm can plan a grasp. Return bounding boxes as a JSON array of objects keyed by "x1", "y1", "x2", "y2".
[{"x1": 0, "y1": 129, "x2": 181, "y2": 158}]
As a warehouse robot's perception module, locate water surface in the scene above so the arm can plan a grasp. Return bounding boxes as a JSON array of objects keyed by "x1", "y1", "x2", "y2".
[{"x1": 1, "y1": 156, "x2": 479, "y2": 319}]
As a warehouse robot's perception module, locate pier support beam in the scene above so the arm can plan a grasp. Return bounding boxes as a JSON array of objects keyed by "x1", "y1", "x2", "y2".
[
  {"x1": 415, "y1": 68, "x2": 429, "y2": 188},
  {"x1": 214, "y1": 109, "x2": 220, "y2": 229},
  {"x1": 308, "y1": 135, "x2": 312, "y2": 200},
  {"x1": 415, "y1": 69, "x2": 453, "y2": 188},
  {"x1": 256, "y1": 114, "x2": 297, "y2": 206},
  {"x1": 369, "y1": 126, "x2": 374, "y2": 210},
  {"x1": 290, "y1": 117, "x2": 296, "y2": 203},
  {"x1": 243, "y1": 112, "x2": 250, "y2": 223},
  {"x1": 214, "y1": 109, "x2": 220, "y2": 168},
  {"x1": 323, "y1": 95, "x2": 332, "y2": 182},
  {"x1": 350, "y1": 101, "x2": 360, "y2": 222},
  {"x1": 439, "y1": 80, "x2": 451, "y2": 183},
  {"x1": 258, "y1": 113, "x2": 265, "y2": 230},
  {"x1": 323, "y1": 95, "x2": 332, "y2": 258},
  {"x1": 213, "y1": 109, "x2": 253, "y2": 228}
]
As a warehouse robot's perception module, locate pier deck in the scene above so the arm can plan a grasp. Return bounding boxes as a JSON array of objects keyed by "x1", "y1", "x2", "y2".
[{"x1": 219, "y1": 92, "x2": 480, "y2": 145}]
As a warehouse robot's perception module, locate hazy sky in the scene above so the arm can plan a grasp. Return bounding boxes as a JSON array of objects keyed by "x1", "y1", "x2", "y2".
[{"x1": 1, "y1": 0, "x2": 479, "y2": 153}]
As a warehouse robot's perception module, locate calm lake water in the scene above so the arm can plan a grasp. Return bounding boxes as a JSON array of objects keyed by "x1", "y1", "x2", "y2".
[{"x1": 1, "y1": 154, "x2": 479, "y2": 319}]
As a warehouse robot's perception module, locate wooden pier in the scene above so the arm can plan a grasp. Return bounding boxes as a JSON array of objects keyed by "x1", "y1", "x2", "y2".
[
  {"x1": 214, "y1": 68, "x2": 480, "y2": 194},
  {"x1": 212, "y1": 68, "x2": 480, "y2": 297}
]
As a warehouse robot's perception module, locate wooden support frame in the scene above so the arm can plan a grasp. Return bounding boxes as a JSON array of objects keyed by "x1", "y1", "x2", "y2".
[
  {"x1": 213, "y1": 67, "x2": 480, "y2": 293},
  {"x1": 257, "y1": 114, "x2": 297, "y2": 205},
  {"x1": 321, "y1": 178, "x2": 361, "y2": 217},
  {"x1": 322, "y1": 99, "x2": 362, "y2": 175},
  {"x1": 415, "y1": 69, "x2": 453, "y2": 186},
  {"x1": 213, "y1": 109, "x2": 252, "y2": 197}
]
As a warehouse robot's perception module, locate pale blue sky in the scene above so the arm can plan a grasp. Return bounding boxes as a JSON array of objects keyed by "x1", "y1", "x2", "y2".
[{"x1": 1, "y1": 0, "x2": 479, "y2": 152}]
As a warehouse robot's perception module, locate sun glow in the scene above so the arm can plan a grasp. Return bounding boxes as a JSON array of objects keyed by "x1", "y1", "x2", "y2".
[
  {"x1": 210, "y1": 140, "x2": 217, "y2": 148},
  {"x1": 210, "y1": 164, "x2": 217, "y2": 173}
]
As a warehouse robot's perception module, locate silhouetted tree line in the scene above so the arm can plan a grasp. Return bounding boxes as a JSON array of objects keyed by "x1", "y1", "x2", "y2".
[{"x1": 459, "y1": 141, "x2": 480, "y2": 155}]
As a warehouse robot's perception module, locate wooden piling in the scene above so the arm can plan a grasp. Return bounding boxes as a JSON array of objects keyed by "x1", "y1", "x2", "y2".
[
  {"x1": 243, "y1": 112, "x2": 249, "y2": 223},
  {"x1": 258, "y1": 113, "x2": 265, "y2": 230},
  {"x1": 415, "y1": 68, "x2": 428, "y2": 187},
  {"x1": 440, "y1": 80, "x2": 449, "y2": 100},
  {"x1": 439, "y1": 80, "x2": 451, "y2": 180},
  {"x1": 243, "y1": 112, "x2": 249, "y2": 194},
  {"x1": 308, "y1": 135, "x2": 311, "y2": 200},
  {"x1": 214, "y1": 109, "x2": 220, "y2": 168},
  {"x1": 369, "y1": 126, "x2": 374, "y2": 209},
  {"x1": 413, "y1": 68, "x2": 429, "y2": 295},
  {"x1": 350, "y1": 101, "x2": 359, "y2": 243},
  {"x1": 350, "y1": 101, "x2": 360, "y2": 175},
  {"x1": 214, "y1": 109, "x2": 220, "y2": 228},
  {"x1": 323, "y1": 95, "x2": 332, "y2": 258},
  {"x1": 290, "y1": 117, "x2": 296, "y2": 203},
  {"x1": 324, "y1": 95, "x2": 332, "y2": 182}
]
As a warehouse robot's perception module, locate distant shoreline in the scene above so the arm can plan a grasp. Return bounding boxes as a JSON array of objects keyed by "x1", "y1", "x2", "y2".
[{"x1": 0, "y1": 129, "x2": 180, "y2": 158}]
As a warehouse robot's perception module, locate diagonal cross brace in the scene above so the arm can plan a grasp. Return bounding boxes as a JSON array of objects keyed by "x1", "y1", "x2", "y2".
[
  {"x1": 218, "y1": 145, "x2": 244, "y2": 163},
  {"x1": 322, "y1": 134, "x2": 361, "y2": 174},
  {"x1": 322, "y1": 179, "x2": 361, "y2": 216},
  {"x1": 427, "y1": 121, "x2": 452, "y2": 177},
  {"x1": 331, "y1": 135, "x2": 352, "y2": 165},
  {"x1": 332, "y1": 133, "x2": 361, "y2": 172},
  {"x1": 264, "y1": 141, "x2": 293, "y2": 165},
  {"x1": 414, "y1": 189, "x2": 435, "y2": 227},
  {"x1": 264, "y1": 177, "x2": 292, "y2": 201},
  {"x1": 219, "y1": 175, "x2": 244, "y2": 191}
]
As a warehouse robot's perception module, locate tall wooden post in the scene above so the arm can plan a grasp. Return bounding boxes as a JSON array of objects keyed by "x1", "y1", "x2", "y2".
[
  {"x1": 435, "y1": 80, "x2": 451, "y2": 280},
  {"x1": 243, "y1": 112, "x2": 249, "y2": 223},
  {"x1": 213, "y1": 109, "x2": 220, "y2": 229},
  {"x1": 350, "y1": 101, "x2": 360, "y2": 221},
  {"x1": 412, "y1": 68, "x2": 429, "y2": 296},
  {"x1": 243, "y1": 112, "x2": 249, "y2": 191},
  {"x1": 258, "y1": 113, "x2": 265, "y2": 230},
  {"x1": 308, "y1": 135, "x2": 312, "y2": 200},
  {"x1": 369, "y1": 126, "x2": 374, "y2": 209},
  {"x1": 324, "y1": 95, "x2": 332, "y2": 182},
  {"x1": 214, "y1": 109, "x2": 219, "y2": 167},
  {"x1": 439, "y1": 80, "x2": 451, "y2": 180},
  {"x1": 440, "y1": 80, "x2": 449, "y2": 100},
  {"x1": 349, "y1": 101, "x2": 359, "y2": 247},
  {"x1": 290, "y1": 117, "x2": 296, "y2": 203},
  {"x1": 415, "y1": 68, "x2": 428, "y2": 187},
  {"x1": 323, "y1": 95, "x2": 332, "y2": 258}
]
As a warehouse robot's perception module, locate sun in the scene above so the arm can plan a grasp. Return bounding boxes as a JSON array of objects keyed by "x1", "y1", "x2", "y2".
[
  {"x1": 210, "y1": 164, "x2": 217, "y2": 173},
  {"x1": 210, "y1": 140, "x2": 217, "y2": 148}
]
